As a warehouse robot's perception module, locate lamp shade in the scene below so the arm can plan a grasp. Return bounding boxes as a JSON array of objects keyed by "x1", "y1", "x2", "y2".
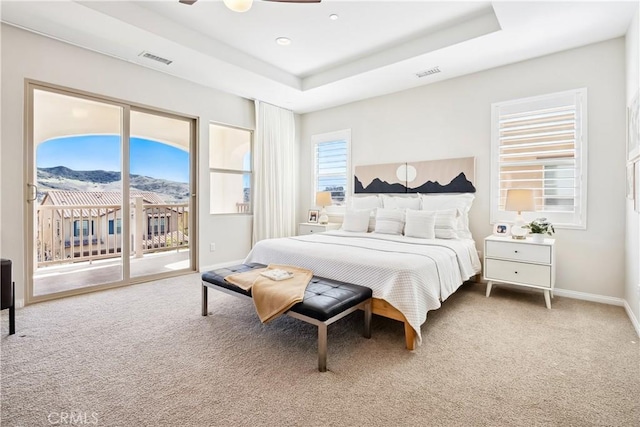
[
  {"x1": 223, "y1": 0, "x2": 253, "y2": 12},
  {"x1": 315, "y1": 191, "x2": 332, "y2": 207},
  {"x1": 505, "y1": 189, "x2": 535, "y2": 213}
]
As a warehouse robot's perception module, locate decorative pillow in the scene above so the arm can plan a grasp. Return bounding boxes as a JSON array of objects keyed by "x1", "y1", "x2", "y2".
[
  {"x1": 341, "y1": 209, "x2": 372, "y2": 233},
  {"x1": 381, "y1": 195, "x2": 421, "y2": 210},
  {"x1": 350, "y1": 195, "x2": 383, "y2": 210},
  {"x1": 350, "y1": 196, "x2": 382, "y2": 232},
  {"x1": 425, "y1": 208, "x2": 459, "y2": 239},
  {"x1": 373, "y1": 208, "x2": 405, "y2": 235},
  {"x1": 404, "y1": 209, "x2": 436, "y2": 239},
  {"x1": 420, "y1": 193, "x2": 475, "y2": 239}
]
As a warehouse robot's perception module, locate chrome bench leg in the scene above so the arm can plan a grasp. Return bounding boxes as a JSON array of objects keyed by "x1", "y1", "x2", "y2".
[
  {"x1": 318, "y1": 323, "x2": 328, "y2": 372},
  {"x1": 201, "y1": 285, "x2": 208, "y2": 316}
]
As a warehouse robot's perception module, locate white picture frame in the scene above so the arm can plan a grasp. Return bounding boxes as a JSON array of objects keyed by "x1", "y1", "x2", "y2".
[
  {"x1": 308, "y1": 209, "x2": 319, "y2": 223},
  {"x1": 493, "y1": 223, "x2": 511, "y2": 236}
]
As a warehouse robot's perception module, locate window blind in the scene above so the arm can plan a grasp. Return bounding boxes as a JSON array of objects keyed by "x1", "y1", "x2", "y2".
[
  {"x1": 315, "y1": 140, "x2": 348, "y2": 204},
  {"x1": 492, "y1": 89, "x2": 587, "y2": 228},
  {"x1": 498, "y1": 96, "x2": 580, "y2": 213}
]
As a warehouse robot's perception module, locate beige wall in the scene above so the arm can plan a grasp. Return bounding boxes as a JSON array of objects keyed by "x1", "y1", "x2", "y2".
[
  {"x1": 301, "y1": 38, "x2": 628, "y2": 301},
  {"x1": 0, "y1": 24, "x2": 255, "y2": 305}
]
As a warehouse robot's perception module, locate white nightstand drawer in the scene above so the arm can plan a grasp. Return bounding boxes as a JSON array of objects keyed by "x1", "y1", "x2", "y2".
[
  {"x1": 298, "y1": 223, "x2": 341, "y2": 236},
  {"x1": 485, "y1": 259, "x2": 552, "y2": 288},
  {"x1": 485, "y1": 240, "x2": 551, "y2": 264},
  {"x1": 299, "y1": 224, "x2": 324, "y2": 235}
]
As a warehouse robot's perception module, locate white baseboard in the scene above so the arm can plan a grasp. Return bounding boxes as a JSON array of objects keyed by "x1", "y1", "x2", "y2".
[
  {"x1": 623, "y1": 300, "x2": 640, "y2": 338},
  {"x1": 199, "y1": 259, "x2": 245, "y2": 273},
  {"x1": 552, "y1": 287, "x2": 625, "y2": 306}
]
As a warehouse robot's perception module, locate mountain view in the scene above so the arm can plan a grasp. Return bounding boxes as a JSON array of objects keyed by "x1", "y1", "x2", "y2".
[{"x1": 37, "y1": 166, "x2": 190, "y2": 203}]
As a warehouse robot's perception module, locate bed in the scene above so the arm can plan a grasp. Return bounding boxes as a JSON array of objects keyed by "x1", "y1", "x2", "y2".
[{"x1": 244, "y1": 230, "x2": 481, "y2": 349}]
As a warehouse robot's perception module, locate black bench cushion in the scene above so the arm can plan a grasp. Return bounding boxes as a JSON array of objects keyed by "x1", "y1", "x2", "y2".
[{"x1": 202, "y1": 263, "x2": 372, "y2": 322}]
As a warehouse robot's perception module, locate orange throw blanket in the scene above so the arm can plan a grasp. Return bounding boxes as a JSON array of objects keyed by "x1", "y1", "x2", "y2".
[{"x1": 225, "y1": 264, "x2": 313, "y2": 323}]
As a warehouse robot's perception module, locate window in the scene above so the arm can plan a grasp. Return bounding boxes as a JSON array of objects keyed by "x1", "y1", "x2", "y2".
[
  {"x1": 209, "y1": 123, "x2": 252, "y2": 214},
  {"x1": 312, "y1": 129, "x2": 351, "y2": 207},
  {"x1": 108, "y1": 219, "x2": 122, "y2": 235},
  {"x1": 148, "y1": 217, "x2": 167, "y2": 236},
  {"x1": 73, "y1": 220, "x2": 94, "y2": 237},
  {"x1": 491, "y1": 88, "x2": 587, "y2": 228}
]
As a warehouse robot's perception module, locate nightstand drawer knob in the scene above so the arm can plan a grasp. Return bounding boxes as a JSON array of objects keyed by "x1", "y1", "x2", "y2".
[
  {"x1": 514, "y1": 271, "x2": 518, "y2": 274},
  {"x1": 514, "y1": 250, "x2": 518, "y2": 253}
]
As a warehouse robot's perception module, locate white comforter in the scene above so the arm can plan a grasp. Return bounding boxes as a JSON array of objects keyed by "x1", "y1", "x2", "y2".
[{"x1": 244, "y1": 231, "x2": 481, "y2": 342}]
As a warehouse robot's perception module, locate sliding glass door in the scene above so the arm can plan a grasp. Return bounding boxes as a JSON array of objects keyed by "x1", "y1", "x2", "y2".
[{"x1": 27, "y1": 83, "x2": 196, "y2": 302}]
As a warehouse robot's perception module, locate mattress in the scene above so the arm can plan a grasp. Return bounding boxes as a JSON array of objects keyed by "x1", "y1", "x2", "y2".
[{"x1": 244, "y1": 230, "x2": 481, "y2": 342}]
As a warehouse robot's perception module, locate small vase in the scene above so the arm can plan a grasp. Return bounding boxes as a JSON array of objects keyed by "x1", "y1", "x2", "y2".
[{"x1": 531, "y1": 233, "x2": 545, "y2": 243}]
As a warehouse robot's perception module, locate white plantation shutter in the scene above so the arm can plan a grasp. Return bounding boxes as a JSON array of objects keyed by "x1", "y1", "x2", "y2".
[
  {"x1": 491, "y1": 89, "x2": 587, "y2": 228},
  {"x1": 313, "y1": 130, "x2": 351, "y2": 206}
]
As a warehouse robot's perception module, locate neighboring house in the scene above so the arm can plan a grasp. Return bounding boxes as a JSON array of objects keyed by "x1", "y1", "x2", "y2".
[{"x1": 38, "y1": 190, "x2": 187, "y2": 263}]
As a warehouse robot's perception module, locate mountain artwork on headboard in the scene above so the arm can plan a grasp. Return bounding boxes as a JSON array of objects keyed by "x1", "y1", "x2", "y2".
[{"x1": 354, "y1": 157, "x2": 476, "y2": 194}]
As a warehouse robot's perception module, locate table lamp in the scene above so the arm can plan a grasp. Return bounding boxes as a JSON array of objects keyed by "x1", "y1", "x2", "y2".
[
  {"x1": 315, "y1": 191, "x2": 332, "y2": 225},
  {"x1": 505, "y1": 189, "x2": 535, "y2": 239}
]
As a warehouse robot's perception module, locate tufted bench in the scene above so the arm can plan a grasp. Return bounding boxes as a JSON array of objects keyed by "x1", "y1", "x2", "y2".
[{"x1": 201, "y1": 263, "x2": 372, "y2": 372}]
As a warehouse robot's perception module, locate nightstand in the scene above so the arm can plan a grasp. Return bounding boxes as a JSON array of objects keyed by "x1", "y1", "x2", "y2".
[
  {"x1": 298, "y1": 222, "x2": 340, "y2": 236},
  {"x1": 484, "y1": 235, "x2": 556, "y2": 309}
]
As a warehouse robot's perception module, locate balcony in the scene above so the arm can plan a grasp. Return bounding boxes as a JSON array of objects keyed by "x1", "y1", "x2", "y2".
[{"x1": 37, "y1": 201, "x2": 188, "y2": 266}]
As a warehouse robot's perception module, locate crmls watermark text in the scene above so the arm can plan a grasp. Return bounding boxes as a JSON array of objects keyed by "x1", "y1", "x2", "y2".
[{"x1": 47, "y1": 412, "x2": 99, "y2": 425}]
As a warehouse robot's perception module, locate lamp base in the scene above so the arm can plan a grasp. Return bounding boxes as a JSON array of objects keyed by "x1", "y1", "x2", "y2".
[
  {"x1": 510, "y1": 216, "x2": 529, "y2": 240},
  {"x1": 318, "y1": 213, "x2": 329, "y2": 225}
]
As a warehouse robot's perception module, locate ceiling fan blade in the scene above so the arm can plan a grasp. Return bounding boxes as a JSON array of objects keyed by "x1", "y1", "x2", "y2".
[
  {"x1": 179, "y1": 0, "x2": 198, "y2": 5},
  {"x1": 263, "y1": 0, "x2": 321, "y2": 3}
]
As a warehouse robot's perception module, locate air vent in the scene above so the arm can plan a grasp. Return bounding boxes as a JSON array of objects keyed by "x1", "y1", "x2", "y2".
[
  {"x1": 139, "y1": 51, "x2": 173, "y2": 66},
  {"x1": 416, "y1": 67, "x2": 441, "y2": 78}
]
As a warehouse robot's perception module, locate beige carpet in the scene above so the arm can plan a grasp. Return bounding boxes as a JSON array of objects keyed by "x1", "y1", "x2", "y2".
[{"x1": 1, "y1": 273, "x2": 638, "y2": 426}]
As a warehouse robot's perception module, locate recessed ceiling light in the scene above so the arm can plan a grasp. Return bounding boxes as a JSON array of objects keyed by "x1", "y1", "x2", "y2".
[
  {"x1": 276, "y1": 37, "x2": 291, "y2": 46},
  {"x1": 329, "y1": 14, "x2": 339, "y2": 21}
]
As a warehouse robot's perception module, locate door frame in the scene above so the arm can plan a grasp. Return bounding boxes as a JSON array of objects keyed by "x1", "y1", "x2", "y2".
[{"x1": 24, "y1": 79, "x2": 198, "y2": 304}]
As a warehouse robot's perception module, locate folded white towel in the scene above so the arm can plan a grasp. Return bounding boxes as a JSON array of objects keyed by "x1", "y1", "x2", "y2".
[{"x1": 260, "y1": 269, "x2": 294, "y2": 281}]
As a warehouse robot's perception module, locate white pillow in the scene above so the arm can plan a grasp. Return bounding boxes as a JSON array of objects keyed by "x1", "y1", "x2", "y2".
[
  {"x1": 350, "y1": 196, "x2": 382, "y2": 232},
  {"x1": 404, "y1": 209, "x2": 436, "y2": 239},
  {"x1": 381, "y1": 195, "x2": 421, "y2": 210},
  {"x1": 374, "y1": 208, "x2": 405, "y2": 235},
  {"x1": 425, "y1": 208, "x2": 459, "y2": 239},
  {"x1": 341, "y1": 209, "x2": 372, "y2": 233},
  {"x1": 420, "y1": 193, "x2": 475, "y2": 239},
  {"x1": 350, "y1": 195, "x2": 382, "y2": 210}
]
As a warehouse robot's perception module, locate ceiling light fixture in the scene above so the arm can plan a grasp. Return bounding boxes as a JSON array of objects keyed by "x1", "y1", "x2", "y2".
[
  {"x1": 329, "y1": 14, "x2": 339, "y2": 20},
  {"x1": 223, "y1": 0, "x2": 253, "y2": 13},
  {"x1": 276, "y1": 37, "x2": 291, "y2": 46}
]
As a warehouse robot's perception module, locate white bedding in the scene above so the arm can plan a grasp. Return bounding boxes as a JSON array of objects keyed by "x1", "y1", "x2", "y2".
[{"x1": 244, "y1": 230, "x2": 481, "y2": 343}]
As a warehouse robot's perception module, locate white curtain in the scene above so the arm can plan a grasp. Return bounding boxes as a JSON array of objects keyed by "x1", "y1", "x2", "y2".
[{"x1": 252, "y1": 100, "x2": 296, "y2": 244}]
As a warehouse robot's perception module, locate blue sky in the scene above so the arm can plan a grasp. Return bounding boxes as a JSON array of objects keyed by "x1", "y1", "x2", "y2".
[{"x1": 37, "y1": 135, "x2": 190, "y2": 183}]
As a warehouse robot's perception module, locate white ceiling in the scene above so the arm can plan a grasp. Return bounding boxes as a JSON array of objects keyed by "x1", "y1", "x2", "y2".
[{"x1": 1, "y1": 1, "x2": 638, "y2": 113}]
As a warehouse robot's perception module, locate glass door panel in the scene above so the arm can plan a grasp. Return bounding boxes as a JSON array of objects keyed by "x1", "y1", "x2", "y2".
[
  {"x1": 32, "y1": 89, "x2": 124, "y2": 296},
  {"x1": 129, "y1": 110, "x2": 192, "y2": 278}
]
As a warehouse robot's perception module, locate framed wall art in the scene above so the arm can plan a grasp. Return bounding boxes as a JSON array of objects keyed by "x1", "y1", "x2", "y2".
[
  {"x1": 628, "y1": 89, "x2": 640, "y2": 161},
  {"x1": 635, "y1": 160, "x2": 640, "y2": 213}
]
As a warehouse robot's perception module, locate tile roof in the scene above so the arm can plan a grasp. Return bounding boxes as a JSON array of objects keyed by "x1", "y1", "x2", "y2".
[{"x1": 41, "y1": 190, "x2": 171, "y2": 218}]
